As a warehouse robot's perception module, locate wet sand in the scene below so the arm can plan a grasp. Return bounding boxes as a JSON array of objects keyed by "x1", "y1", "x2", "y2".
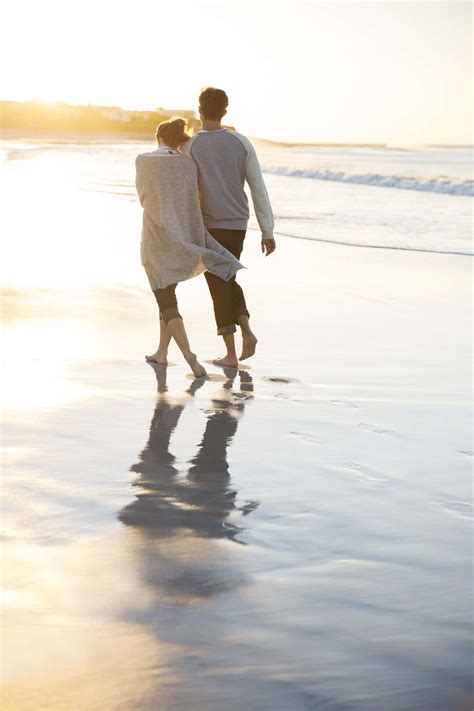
[{"x1": 1, "y1": 236, "x2": 472, "y2": 710}]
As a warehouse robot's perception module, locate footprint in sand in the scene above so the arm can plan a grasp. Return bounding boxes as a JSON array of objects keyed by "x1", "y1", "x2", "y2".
[
  {"x1": 290, "y1": 431, "x2": 325, "y2": 446},
  {"x1": 358, "y1": 423, "x2": 397, "y2": 436},
  {"x1": 438, "y1": 499, "x2": 473, "y2": 520},
  {"x1": 337, "y1": 462, "x2": 388, "y2": 482},
  {"x1": 459, "y1": 450, "x2": 473, "y2": 458},
  {"x1": 327, "y1": 400, "x2": 358, "y2": 409},
  {"x1": 262, "y1": 376, "x2": 298, "y2": 384}
]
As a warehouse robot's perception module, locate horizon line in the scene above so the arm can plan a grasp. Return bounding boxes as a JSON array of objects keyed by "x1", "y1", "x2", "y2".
[{"x1": 0, "y1": 98, "x2": 471, "y2": 149}]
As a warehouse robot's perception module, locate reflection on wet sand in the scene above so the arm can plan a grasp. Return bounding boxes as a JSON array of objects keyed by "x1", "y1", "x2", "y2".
[{"x1": 119, "y1": 366, "x2": 258, "y2": 542}]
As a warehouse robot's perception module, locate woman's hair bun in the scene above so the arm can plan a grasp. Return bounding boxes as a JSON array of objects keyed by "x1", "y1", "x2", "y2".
[
  {"x1": 171, "y1": 118, "x2": 186, "y2": 128},
  {"x1": 156, "y1": 116, "x2": 190, "y2": 148}
]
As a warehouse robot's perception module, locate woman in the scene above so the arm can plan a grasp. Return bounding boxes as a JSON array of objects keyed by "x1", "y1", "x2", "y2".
[{"x1": 136, "y1": 118, "x2": 243, "y2": 378}]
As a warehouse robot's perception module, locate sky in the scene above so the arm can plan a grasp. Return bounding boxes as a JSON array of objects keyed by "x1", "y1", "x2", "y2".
[{"x1": 1, "y1": 0, "x2": 471, "y2": 144}]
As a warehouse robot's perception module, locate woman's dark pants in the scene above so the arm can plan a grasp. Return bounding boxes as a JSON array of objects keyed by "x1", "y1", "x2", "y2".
[
  {"x1": 153, "y1": 284, "x2": 181, "y2": 324},
  {"x1": 205, "y1": 228, "x2": 250, "y2": 335}
]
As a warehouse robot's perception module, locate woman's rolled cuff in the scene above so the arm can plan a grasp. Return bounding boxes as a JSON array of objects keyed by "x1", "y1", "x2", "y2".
[{"x1": 160, "y1": 307, "x2": 182, "y2": 324}]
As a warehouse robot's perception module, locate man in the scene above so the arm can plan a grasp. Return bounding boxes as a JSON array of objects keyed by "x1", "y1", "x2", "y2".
[{"x1": 181, "y1": 87, "x2": 276, "y2": 368}]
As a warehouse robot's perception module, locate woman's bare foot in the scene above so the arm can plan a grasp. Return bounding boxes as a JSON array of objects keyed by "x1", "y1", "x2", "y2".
[
  {"x1": 145, "y1": 350, "x2": 168, "y2": 365},
  {"x1": 239, "y1": 334, "x2": 257, "y2": 361},
  {"x1": 213, "y1": 355, "x2": 239, "y2": 368},
  {"x1": 185, "y1": 352, "x2": 207, "y2": 378}
]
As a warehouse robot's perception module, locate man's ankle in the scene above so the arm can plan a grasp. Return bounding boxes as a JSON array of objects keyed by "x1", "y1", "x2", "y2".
[
  {"x1": 237, "y1": 316, "x2": 252, "y2": 332},
  {"x1": 240, "y1": 324, "x2": 255, "y2": 338}
]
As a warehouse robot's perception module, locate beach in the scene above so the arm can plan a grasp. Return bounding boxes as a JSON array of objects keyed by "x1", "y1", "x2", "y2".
[{"x1": 1, "y1": 139, "x2": 472, "y2": 710}]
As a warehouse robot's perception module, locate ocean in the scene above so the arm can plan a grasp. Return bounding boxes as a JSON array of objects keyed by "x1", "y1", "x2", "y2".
[{"x1": 0, "y1": 139, "x2": 472, "y2": 291}]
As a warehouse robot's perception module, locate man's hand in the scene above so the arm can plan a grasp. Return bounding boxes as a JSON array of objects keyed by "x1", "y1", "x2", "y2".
[{"x1": 261, "y1": 238, "x2": 276, "y2": 256}]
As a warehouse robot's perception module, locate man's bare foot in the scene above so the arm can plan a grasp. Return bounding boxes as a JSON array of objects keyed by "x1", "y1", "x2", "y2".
[
  {"x1": 145, "y1": 350, "x2": 168, "y2": 365},
  {"x1": 239, "y1": 334, "x2": 257, "y2": 361},
  {"x1": 213, "y1": 356, "x2": 239, "y2": 368},
  {"x1": 185, "y1": 352, "x2": 207, "y2": 378}
]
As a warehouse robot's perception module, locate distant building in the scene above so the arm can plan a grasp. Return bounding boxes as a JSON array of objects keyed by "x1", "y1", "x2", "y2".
[
  {"x1": 92, "y1": 106, "x2": 195, "y2": 123},
  {"x1": 156, "y1": 108, "x2": 196, "y2": 120},
  {"x1": 0, "y1": 100, "x2": 199, "y2": 136},
  {"x1": 93, "y1": 106, "x2": 132, "y2": 123}
]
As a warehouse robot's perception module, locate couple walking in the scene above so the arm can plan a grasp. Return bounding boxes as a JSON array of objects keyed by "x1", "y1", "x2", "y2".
[{"x1": 135, "y1": 87, "x2": 275, "y2": 378}]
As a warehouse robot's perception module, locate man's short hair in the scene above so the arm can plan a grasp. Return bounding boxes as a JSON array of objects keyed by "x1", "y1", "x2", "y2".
[{"x1": 199, "y1": 87, "x2": 228, "y2": 120}]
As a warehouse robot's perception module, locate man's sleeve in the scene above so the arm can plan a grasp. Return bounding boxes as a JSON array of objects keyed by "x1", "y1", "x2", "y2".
[{"x1": 244, "y1": 140, "x2": 275, "y2": 240}]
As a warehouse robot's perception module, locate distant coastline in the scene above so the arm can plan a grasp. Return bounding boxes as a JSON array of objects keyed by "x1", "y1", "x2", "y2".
[
  {"x1": 0, "y1": 100, "x2": 200, "y2": 139},
  {"x1": 252, "y1": 138, "x2": 472, "y2": 149},
  {"x1": 0, "y1": 101, "x2": 470, "y2": 148},
  {"x1": 252, "y1": 137, "x2": 387, "y2": 148}
]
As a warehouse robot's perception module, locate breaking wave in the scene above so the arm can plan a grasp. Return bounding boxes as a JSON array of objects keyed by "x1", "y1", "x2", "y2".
[{"x1": 262, "y1": 165, "x2": 474, "y2": 196}]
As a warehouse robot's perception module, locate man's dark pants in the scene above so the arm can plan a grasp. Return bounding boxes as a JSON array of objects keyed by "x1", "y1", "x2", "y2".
[{"x1": 205, "y1": 228, "x2": 250, "y2": 335}]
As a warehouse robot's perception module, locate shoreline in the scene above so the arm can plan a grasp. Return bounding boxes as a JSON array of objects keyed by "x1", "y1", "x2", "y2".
[
  {"x1": 2, "y1": 129, "x2": 470, "y2": 150},
  {"x1": 0, "y1": 129, "x2": 389, "y2": 146},
  {"x1": 269, "y1": 228, "x2": 473, "y2": 257}
]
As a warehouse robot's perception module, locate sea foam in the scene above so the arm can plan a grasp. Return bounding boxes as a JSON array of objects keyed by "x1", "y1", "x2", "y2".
[{"x1": 262, "y1": 165, "x2": 474, "y2": 196}]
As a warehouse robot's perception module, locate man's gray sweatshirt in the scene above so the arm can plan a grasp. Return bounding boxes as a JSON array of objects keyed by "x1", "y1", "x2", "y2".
[{"x1": 180, "y1": 128, "x2": 275, "y2": 240}]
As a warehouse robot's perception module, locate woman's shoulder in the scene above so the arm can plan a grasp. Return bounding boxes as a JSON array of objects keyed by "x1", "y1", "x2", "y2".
[
  {"x1": 136, "y1": 152, "x2": 196, "y2": 185},
  {"x1": 135, "y1": 150, "x2": 159, "y2": 167},
  {"x1": 136, "y1": 151, "x2": 194, "y2": 165}
]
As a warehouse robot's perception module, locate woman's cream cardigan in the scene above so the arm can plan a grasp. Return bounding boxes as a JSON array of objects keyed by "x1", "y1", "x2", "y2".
[{"x1": 136, "y1": 149, "x2": 244, "y2": 291}]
